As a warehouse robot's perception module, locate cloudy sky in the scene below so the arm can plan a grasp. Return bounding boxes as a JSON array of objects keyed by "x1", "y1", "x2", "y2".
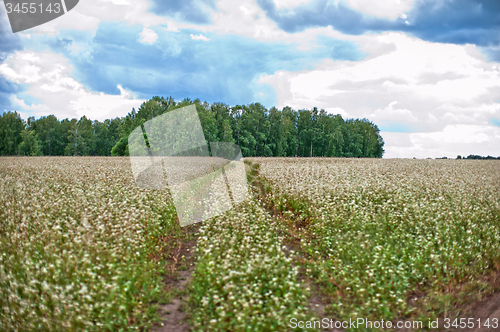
[{"x1": 0, "y1": 0, "x2": 499, "y2": 158}]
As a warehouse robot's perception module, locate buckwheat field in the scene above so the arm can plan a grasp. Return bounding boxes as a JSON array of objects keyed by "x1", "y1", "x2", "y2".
[
  {"x1": 1, "y1": 156, "x2": 499, "y2": 331},
  {"x1": 251, "y1": 157, "x2": 500, "y2": 325},
  {"x1": 0, "y1": 157, "x2": 181, "y2": 331}
]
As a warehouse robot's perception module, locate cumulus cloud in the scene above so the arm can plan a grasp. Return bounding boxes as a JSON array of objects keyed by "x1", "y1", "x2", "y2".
[
  {"x1": 0, "y1": 5, "x2": 23, "y2": 63},
  {"x1": 383, "y1": 125, "x2": 500, "y2": 158},
  {"x1": 255, "y1": 0, "x2": 500, "y2": 49},
  {"x1": 69, "y1": 84, "x2": 144, "y2": 120},
  {"x1": 0, "y1": 51, "x2": 144, "y2": 121},
  {"x1": 324, "y1": 106, "x2": 347, "y2": 117},
  {"x1": 273, "y1": 0, "x2": 311, "y2": 9},
  {"x1": 371, "y1": 101, "x2": 418, "y2": 123},
  {"x1": 139, "y1": 27, "x2": 158, "y2": 44},
  {"x1": 343, "y1": 0, "x2": 415, "y2": 20},
  {"x1": 29, "y1": 18, "x2": 364, "y2": 108},
  {"x1": 12, "y1": 96, "x2": 50, "y2": 112},
  {"x1": 261, "y1": 33, "x2": 499, "y2": 114},
  {"x1": 259, "y1": 32, "x2": 500, "y2": 157},
  {"x1": 190, "y1": 33, "x2": 210, "y2": 41},
  {"x1": 148, "y1": 0, "x2": 217, "y2": 24},
  {"x1": 23, "y1": 0, "x2": 167, "y2": 34}
]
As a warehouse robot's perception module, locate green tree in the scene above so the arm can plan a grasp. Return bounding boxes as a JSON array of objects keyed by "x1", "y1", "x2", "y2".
[
  {"x1": 281, "y1": 106, "x2": 298, "y2": 157},
  {"x1": 18, "y1": 129, "x2": 42, "y2": 156},
  {"x1": 0, "y1": 111, "x2": 25, "y2": 155},
  {"x1": 77, "y1": 116, "x2": 94, "y2": 155},
  {"x1": 30, "y1": 115, "x2": 64, "y2": 156},
  {"x1": 111, "y1": 136, "x2": 129, "y2": 156},
  {"x1": 267, "y1": 107, "x2": 285, "y2": 156},
  {"x1": 197, "y1": 102, "x2": 218, "y2": 145},
  {"x1": 64, "y1": 119, "x2": 87, "y2": 156},
  {"x1": 0, "y1": 96, "x2": 385, "y2": 158}
]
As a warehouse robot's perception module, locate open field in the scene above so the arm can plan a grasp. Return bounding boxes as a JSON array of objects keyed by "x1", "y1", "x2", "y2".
[
  {"x1": 250, "y1": 157, "x2": 500, "y2": 328},
  {"x1": 1, "y1": 157, "x2": 499, "y2": 331},
  {"x1": 0, "y1": 157, "x2": 184, "y2": 331}
]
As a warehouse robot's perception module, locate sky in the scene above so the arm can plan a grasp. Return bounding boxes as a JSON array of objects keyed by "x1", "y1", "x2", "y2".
[{"x1": 0, "y1": 0, "x2": 499, "y2": 158}]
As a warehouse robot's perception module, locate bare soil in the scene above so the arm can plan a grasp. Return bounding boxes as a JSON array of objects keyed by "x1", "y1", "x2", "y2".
[
  {"x1": 151, "y1": 161, "x2": 500, "y2": 331},
  {"x1": 438, "y1": 291, "x2": 500, "y2": 332},
  {"x1": 151, "y1": 223, "x2": 200, "y2": 332}
]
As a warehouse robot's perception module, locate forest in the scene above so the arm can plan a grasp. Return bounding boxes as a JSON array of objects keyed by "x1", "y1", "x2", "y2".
[{"x1": 0, "y1": 96, "x2": 385, "y2": 158}]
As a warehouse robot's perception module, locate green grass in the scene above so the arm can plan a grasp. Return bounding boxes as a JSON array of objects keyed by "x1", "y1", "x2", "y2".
[
  {"x1": 2, "y1": 157, "x2": 499, "y2": 332},
  {"x1": 187, "y1": 199, "x2": 314, "y2": 331},
  {"x1": 0, "y1": 157, "x2": 182, "y2": 331},
  {"x1": 251, "y1": 158, "x2": 500, "y2": 330}
]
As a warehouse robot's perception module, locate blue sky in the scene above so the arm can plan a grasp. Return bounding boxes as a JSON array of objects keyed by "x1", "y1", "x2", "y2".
[{"x1": 0, "y1": 0, "x2": 499, "y2": 158}]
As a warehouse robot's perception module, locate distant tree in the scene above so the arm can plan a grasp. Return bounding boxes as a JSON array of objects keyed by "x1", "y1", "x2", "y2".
[
  {"x1": 466, "y1": 154, "x2": 500, "y2": 160},
  {"x1": 1, "y1": 96, "x2": 388, "y2": 158},
  {"x1": 281, "y1": 106, "x2": 298, "y2": 157},
  {"x1": 64, "y1": 119, "x2": 87, "y2": 156},
  {"x1": 0, "y1": 111, "x2": 25, "y2": 155},
  {"x1": 111, "y1": 137, "x2": 129, "y2": 156},
  {"x1": 197, "y1": 102, "x2": 218, "y2": 145},
  {"x1": 77, "y1": 115, "x2": 94, "y2": 155},
  {"x1": 18, "y1": 129, "x2": 41, "y2": 156},
  {"x1": 30, "y1": 115, "x2": 64, "y2": 156},
  {"x1": 267, "y1": 107, "x2": 285, "y2": 156}
]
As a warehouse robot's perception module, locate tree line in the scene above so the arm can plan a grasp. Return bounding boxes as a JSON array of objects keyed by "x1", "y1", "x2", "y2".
[
  {"x1": 0, "y1": 96, "x2": 385, "y2": 158},
  {"x1": 456, "y1": 155, "x2": 500, "y2": 160}
]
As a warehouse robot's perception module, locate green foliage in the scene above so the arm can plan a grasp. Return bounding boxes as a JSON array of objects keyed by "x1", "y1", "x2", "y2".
[
  {"x1": 111, "y1": 137, "x2": 129, "y2": 156},
  {"x1": 1, "y1": 96, "x2": 386, "y2": 158},
  {"x1": 0, "y1": 157, "x2": 181, "y2": 331},
  {"x1": 29, "y1": 115, "x2": 64, "y2": 156},
  {"x1": 18, "y1": 129, "x2": 42, "y2": 156},
  {"x1": 188, "y1": 201, "x2": 313, "y2": 331},
  {"x1": 0, "y1": 111, "x2": 25, "y2": 155},
  {"x1": 465, "y1": 154, "x2": 500, "y2": 160},
  {"x1": 256, "y1": 158, "x2": 500, "y2": 328}
]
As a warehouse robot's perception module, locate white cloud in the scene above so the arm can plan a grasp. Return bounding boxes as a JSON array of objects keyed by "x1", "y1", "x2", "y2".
[
  {"x1": 261, "y1": 32, "x2": 500, "y2": 118},
  {"x1": 324, "y1": 107, "x2": 347, "y2": 117},
  {"x1": 12, "y1": 96, "x2": 50, "y2": 112},
  {"x1": 190, "y1": 33, "x2": 210, "y2": 41},
  {"x1": 28, "y1": 0, "x2": 167, "y2": 34},
  {"x1": 273, "y1": 0, "x2": 312, "y2": 9},
  {"x1": 0, "y1": 51, "x2": 144, "y2": 121},
  {"x1": 259, "y1": 32, "x2": 500, "y2": 157},
  {"x1": 69, "y1": 84, "x2": 144, "y2": 120},
  {"x1": 0, "y1": 53, "x2": 42, "y2": 83},
  {"x1": 343, "y1": 0, "x2": 415, "y2": 19},
  {"x1": 139, "y1": 27, "x2": 158, "y2": 44},
  {"x1": 382, "y1": 125, "x2": 500, "y2": 158},
  {"x1": 371, "y1": 101, "x2": 418, "y2": 123},
  {"x1": 195, "y1": 0, "x2": 290, "y2": 41}
]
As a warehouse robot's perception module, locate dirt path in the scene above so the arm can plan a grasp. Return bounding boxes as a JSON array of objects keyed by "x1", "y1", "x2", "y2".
[
  {"x1": 152, "y1": 161, "x2": 500, "y2": 331},
  {"x1": 151, "y1": 224, "x2": 199, "y2": 332},
  {"x1": 248, "y1": 159, "x2": 500, "y2": 332},
  {"x1": 437, "y1": 292, "x2": 500, "y2": 332}
]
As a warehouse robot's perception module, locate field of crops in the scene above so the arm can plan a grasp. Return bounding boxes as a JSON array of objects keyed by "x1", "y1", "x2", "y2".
[
  {"x1": 252, "y1": 157, "x2": 500, "y2": 325},
  {"x1": 1, "y1": 157, "x2": 499, "y2": 331},
  {"x1": 0, "y1": 157, "x2": 183, "y2": 331}
]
